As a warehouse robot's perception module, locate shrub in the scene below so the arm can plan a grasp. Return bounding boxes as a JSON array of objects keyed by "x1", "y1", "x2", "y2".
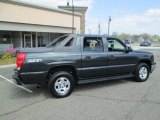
[
  {"x1": 1, "y1": 53, "x2": 14, "y2": 59},
  {"x1": 0, "y1": 48, "x2": 17, "y2": 65},
  {"x1": 0, "y1": 53, "x2": 3, "y2": 59},
  {"x1": 0, "y1": 48, "x2": 17, "y2": 59},
  {"x1": 0, "y1": 57, "x2": 16, "y2": 65}
]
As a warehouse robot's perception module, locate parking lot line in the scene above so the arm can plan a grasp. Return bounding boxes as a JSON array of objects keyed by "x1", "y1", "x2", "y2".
[{"x1": 0, "y1": 75, "x2": 33, "y2": 93}]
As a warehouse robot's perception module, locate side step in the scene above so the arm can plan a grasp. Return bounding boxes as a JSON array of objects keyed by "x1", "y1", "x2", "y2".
[{"x1": 78, "y1": 74, "x2": 134, "y2": 84}]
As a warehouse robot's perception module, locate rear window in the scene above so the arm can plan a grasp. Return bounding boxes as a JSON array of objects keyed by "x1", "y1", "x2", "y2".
[
  {"x1": 46, "y1": 35, "x2": 68, "y2": 48},
  {"x1": 64, "y1": 38, "x2": 74, "y2": 47}
]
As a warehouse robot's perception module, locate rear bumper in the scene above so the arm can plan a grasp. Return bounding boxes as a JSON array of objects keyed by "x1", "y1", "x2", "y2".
[
  {"x1": 12, "y1": 69, "x2": 23, "y2": 85},
  {"x1": 12, "y1": 68, "x2": 48, "y2": 85},
  {"x1": 151, "y1": 62, "x2": 156, "y2": 73}
]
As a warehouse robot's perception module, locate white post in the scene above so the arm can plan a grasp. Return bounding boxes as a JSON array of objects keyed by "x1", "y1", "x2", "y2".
[
  {"x1": 36, "y1": 32, "x2": 38, "y2": 47},
  {"x1": 31, "y1": 32, "x2": 33, "y2": 48}
]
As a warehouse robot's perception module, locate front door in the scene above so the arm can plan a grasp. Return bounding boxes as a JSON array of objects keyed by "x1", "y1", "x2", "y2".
[
  {"x1": 24, "y1": 34, "x2": 32, "y2": 48},
  {"x1": 107, "y1": 38, "x2": 137, "y2": 75}
]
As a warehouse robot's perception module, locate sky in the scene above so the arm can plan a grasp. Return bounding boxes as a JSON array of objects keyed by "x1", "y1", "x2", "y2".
[{"x1": 20, "y1": 0, "x2": 160, "y2": 35}]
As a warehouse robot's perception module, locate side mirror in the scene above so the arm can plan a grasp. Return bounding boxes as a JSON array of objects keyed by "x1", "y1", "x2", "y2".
[
  {"x1": 125, "y1": 46, "x2": 132, "y2": 53},
  {"x1": 128, "y1": 46, "x2": 132, "y2": 51}
]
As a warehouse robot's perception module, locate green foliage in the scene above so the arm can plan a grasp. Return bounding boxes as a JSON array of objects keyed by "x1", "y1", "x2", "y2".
[
  {"x1": 141, "y1": 33, "x2": 151, "y2": 40},
  {"x1": 0, "y1": 53, "x2": 16, "y2": 65},
  {"x1": 111, "y1": 32, "x2": 160, "y2": 42},
  {"x1": 0, "y1": 57, "x2": 16, "y2": 65},
  {"x1": 0, "y1": 53, "x2": 16, "y2": 59},
  {"x1": 117, "y1": 33, "x2": 131, "y2": 40},
  {"x1": 152, "y1": 35, "x2": 160, "y2": 42}
]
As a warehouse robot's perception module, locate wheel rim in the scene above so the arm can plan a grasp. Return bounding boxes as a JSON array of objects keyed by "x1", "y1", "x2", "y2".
[
  {"x1": 139, "y1": 67, "x2": 148, "y2": 80},
  {"x1": 54, "y1": 77, "x2": 71, "y2": 96}
]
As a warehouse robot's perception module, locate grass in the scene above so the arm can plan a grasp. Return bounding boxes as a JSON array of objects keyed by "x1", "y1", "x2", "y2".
[{"x1": 0, "y1": 57, "x2": 16, "y2": 65}]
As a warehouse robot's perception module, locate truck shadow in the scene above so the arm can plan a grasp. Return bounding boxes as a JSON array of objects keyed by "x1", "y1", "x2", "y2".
[
  {"x1": 10, "y1": 84, "x2": 51, "y2": 99},
  {"x1": 11, "y1": 78, "x2": 135, "y2": 99},
  {"x1": 74, "y1": 78, "x2": 135, "y2": 92}
]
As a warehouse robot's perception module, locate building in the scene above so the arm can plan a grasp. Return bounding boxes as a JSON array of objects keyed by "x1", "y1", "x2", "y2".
[
  {"x1": 0, "y1": 0, "x2": 87, "y2": 51},
  {"x1": 58, "y1": 2, "x2": 88, "y2": 34}
]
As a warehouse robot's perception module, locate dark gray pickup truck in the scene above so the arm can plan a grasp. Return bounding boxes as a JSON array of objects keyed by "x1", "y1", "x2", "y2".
[{"x1": 13, "y1": 34, "x2": 156, "y2": 98}]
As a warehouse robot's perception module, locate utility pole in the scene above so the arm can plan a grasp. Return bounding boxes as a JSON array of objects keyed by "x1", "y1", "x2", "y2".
[
  {"x1": 67, "y1": 0, "x2": 69, "y2": 6},
  {"x1": 72, "y1": 0, "x2": 74, "y2": 34},
  {"x1": 98, "y1": 23, "x2": 101, "y2": 35},
  {"x1": 108, "y1": 16, "x2": 111, "y2": 36},
  {"x1": 88, "y1": 29, "x2": 91, "y2": 34}
]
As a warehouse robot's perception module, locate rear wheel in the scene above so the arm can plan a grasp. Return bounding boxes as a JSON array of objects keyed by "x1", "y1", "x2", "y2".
[
  {"x1": 135, "y1": 63, "x2": 150, "y2": 82},
  {"x1": 48, "y1": 71, "x2": 75, "y2": 98}
]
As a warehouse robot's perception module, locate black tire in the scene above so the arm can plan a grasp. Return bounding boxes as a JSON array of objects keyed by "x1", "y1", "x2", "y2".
[
  {"x1": 48, "y1": 71, "x2": 75, "y2": 98},
  {"x1": 135, "y1": 63, "x2": 150, "y2": 82}
]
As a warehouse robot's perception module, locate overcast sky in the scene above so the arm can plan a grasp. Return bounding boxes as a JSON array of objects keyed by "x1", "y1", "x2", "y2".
[{"x1": 20, "y1": 0, "x2": 160, "y2": 35}]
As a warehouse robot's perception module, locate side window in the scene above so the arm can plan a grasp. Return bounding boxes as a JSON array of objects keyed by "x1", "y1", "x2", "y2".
[
  {"x1": 108, "y1": 39, "x2": 125, "y2": 52},
  {"x1": 49, "y1": 35, "x2": 68, "y2": 47},
  {"x1": 64, "y1": 38, "x2": 74, "y2": 47},
  {"x1": 83, "y1": 37, "x2": 103, "y2": 52}
]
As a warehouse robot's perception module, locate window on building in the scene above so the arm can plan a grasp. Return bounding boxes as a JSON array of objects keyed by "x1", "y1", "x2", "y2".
[
  {"x1": 0, "y1": 32, "x2": 11, "y2": 44},
  {"x1": 38, "y1": 36, "x2": 44, "y2": 47}
]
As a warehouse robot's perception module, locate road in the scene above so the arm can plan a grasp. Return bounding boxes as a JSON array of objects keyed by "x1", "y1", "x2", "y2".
[{"x1": 0, "y1": 49, "x2": 160, "y2": 120}]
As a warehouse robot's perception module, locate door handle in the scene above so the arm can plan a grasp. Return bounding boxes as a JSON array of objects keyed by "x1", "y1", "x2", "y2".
[
  {"x1": 85, "y1": 56, "x2": 91, "y2": 60},
  {"x1": 109, "y1": 55, "x2": 115, "y2": 59}
]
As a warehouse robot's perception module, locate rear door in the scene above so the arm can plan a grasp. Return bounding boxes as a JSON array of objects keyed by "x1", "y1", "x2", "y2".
[
  {"x1": 80, "y1": 36, "x2": 107, "y2": 79},
  {"x1": 106, "y1": 38, "x2": 137, "y2": 75}
]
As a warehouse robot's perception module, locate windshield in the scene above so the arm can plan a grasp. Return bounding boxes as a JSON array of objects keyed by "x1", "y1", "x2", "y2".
[{"x1": 46, "y1": 35, "x2": 68, "y2": 48}]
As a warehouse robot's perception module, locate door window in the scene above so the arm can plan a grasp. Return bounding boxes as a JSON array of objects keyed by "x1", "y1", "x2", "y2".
[
  {"x1": 83, "y1": 37, "x2": 103, "y2": 52},
  {"x1": 108, "y1": 39, "x2": 125, "y2": 52}
]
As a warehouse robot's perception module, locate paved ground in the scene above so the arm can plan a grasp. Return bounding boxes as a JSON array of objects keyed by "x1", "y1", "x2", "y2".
[{"x1": 0, "y1": 49, "x2": 160, "y2": 120}]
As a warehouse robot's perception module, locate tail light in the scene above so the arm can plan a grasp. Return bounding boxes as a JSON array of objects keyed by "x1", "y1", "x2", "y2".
[{"x1": 16, "y1": 53, "x2": 26, "y2": 70}]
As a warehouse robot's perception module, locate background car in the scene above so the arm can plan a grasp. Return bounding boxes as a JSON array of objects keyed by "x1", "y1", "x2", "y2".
[{"x1": 140, "y1": 40, "x2": 151, "y2": 46}]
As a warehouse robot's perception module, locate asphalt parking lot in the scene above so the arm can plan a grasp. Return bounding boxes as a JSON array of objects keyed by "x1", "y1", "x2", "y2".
[{"x1": 0, "y1": 49, "x2": 160, "y2": 120}]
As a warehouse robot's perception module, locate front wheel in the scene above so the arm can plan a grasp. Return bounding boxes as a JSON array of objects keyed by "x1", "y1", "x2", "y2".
[
  {"x1": 48, "y1": 71, "x2": 75, "y2": 98},
  {"x1": 135, "y1": 63, "x2": 150, "y2": 82}
]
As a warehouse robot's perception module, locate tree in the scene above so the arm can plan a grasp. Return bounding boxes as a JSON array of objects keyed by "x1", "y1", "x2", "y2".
[
  {"x1": 141, "y1": 33, "x2": 151, "y2": 40},
  {"x1": 117, "y1": 33, "x2": 130, "y2": 40},
  {"x1": 112, "y1": 32, "x2": 118, "y2": 37},
  {"x1": 152, "y1": 35, "x2": 160, "y2": 42},
  {"x1": 110, "y1": 32, "x2": 160, "y2": 42}
]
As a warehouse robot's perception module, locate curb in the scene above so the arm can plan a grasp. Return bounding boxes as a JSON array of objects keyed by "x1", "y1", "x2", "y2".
[{"x1": 0, "y1": 64, "x2": 16, "y2": 69}]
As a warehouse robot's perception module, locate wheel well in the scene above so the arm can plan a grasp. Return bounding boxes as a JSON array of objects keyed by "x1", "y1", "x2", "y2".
[
  {"x1": 47, "y1": 65, "x2": 78, "y2": 83},
  {"x1": 138, "y1": 60, "x2": 151, "y2": 71}
]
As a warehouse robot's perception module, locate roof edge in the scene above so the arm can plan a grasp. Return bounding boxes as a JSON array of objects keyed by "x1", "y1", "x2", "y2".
[{"x1": 0, "y1": 0, "x2": 82, "y2": 16}]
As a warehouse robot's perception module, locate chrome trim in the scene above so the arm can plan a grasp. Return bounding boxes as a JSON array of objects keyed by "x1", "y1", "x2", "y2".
[
  {"x1": 20, "y1": 71, "x2": 47, "y2": 75},
  {"x1": 77, "y1": 64, "x2": 135, "y2": 71}
]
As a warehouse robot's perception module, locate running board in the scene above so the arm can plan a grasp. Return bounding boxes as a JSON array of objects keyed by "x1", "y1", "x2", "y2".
[{"x1": 78, "y1": 74, "x2": 134, "y2": 84}]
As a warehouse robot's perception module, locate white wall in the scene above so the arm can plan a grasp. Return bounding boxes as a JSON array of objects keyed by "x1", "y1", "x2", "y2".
[{"x1": 0, "y1": 1, "x2": 81, "y2": 33}]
